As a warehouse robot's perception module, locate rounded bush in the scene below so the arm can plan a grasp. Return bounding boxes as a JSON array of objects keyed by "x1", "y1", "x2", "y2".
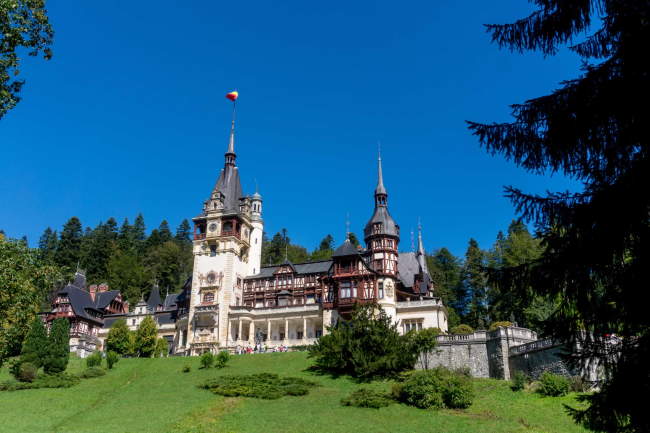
[
  {"x1": 450, "y1": 324, "x2": 474, "y2": 335},
  {"x1": 511, "y1": 370, "x2": 528, "y2": 391},
  {"x1": 18, "y1": 362, "x2": 37, "y2": 383},
  {"x1": 488, "y1": 321, "x2": 513, "y2": 331},
  {"x1": 106, "y1": 351, "x2": 119, "y2": 369},
  {"x1": 395, "y1": 368, "x2": 474, "y2": 410},
  {"x1": 200, "y1": 352, "x2": 214, "y2": 369},
  {"x1": 86, "y1": 351, "x2": 102, "y2": 368},
  {"x1": 341, "y1": 388, "x2": 393, "y2": 408},
  {"x1": 182, "y1": 364, "x2": 191, "y2": 373},
  {"x1": 80, "y1": 366, "x2": 106, "y2": 378},
  {"x1": 538, "y1": 371, "x2": 570, "y2": 397},
  {"x1": 442, "y1": 375, "x2": 474, "y2": 409}
]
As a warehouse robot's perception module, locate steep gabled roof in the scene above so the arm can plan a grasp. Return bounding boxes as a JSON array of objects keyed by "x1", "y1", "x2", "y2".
[
  {"x1": 332, "y1": 239, "x2": 360, "y2": 257},
  {"x1": 94, "y1": 290, "x2": 120, "y2": 309},
  {"x1": 147, "y1": 286, "x2": 163, "y2": 311},
  {"x1": 57, "y1": 284, "x2": 103, "y2": 325}
]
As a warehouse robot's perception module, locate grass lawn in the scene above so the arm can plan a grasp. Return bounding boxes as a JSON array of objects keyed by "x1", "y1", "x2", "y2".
[{"x1": 0, "y1": 352, "x2": 588, "y2": 433}]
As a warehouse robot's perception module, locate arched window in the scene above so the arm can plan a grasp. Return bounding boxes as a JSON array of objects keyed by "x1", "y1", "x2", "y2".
[{"x1": 203, "y1": 292, "x2": 214, "y2": 303}]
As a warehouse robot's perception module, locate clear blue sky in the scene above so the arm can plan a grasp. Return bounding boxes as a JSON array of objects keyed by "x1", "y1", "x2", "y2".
[{"x1": 0, "y1": 0, "x2": 583, "y2": 258}]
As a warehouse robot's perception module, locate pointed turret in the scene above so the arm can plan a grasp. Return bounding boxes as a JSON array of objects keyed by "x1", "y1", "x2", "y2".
[
  {"x1": 225, "y1": 115, "x2": 236, "y2": 166},
  {"x1": 364, "y1": 152, "x2": 399, "y2": 242}
]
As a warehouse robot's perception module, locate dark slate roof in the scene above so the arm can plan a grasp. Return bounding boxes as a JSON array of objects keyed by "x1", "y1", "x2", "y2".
[
  {"x1": 71, "y1": 272, "x2": 86, "y2": 289},
  {"x1": 332, "y1": 239, "x2": 360, "y2": 257},
  {"x1": 58, "y1": 284, "x2": 103, "y2": 325},
  {"x1": 103, "y1": 314, "x2": 126, "y2": 328},
  {"x1": 94, "y1": 290, "x2": 120, "y2": 309},
  {"x1": 245, "y1": 260, "x2": 332, "y2": 280},
  {"x1": 363, "y1": 206, "x2": 399, "y2": 239},
  {"x1": 163, "y1": 293, "x2": 180, "y2": 310},
  {"x1": 397, "y1": 252, "x2": 419, "y2": 289},
  {"x1": 155, "y1": 311, "x2": 175, "y2": 325},
  {"x1": 147, "y1": 286, "x2": 163, "y2": 311},
  {"x1": 213, "y1": 165, "x2": 243, "y2": 214}
]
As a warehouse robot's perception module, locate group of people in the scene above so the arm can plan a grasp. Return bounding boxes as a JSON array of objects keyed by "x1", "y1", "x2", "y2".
[{"x1": 234, "y1": 344, "x2": 290, "y2": 354}]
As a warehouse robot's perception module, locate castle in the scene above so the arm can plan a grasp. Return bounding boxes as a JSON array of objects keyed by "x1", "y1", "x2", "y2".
[
  {"x1": 175, "y1": 109, "x2": 448, "y2": 355},
  {"x1": 47, "y1": 107, "x2": 448, "y2": 356}
]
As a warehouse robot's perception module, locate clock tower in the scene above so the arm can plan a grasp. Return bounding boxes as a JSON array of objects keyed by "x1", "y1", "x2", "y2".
[{"x1": 183, "y1": 106, "x2": 263, "y2": 354}]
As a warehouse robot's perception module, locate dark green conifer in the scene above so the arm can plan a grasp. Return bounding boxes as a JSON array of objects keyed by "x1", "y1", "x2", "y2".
[
  {"x1": 43, "y1": 318, "x2": 69, "y2": 374},
  {"x1": 20, "y1": 317, "x2": 48, "y2": 367}
]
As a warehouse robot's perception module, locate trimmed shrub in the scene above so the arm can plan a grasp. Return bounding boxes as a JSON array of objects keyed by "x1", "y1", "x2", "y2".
[
  {"x1": 199, "y1": 373, "x2": 318, "y2": 399},
  {"x1": 511, "y1": 370, "x2": 528, "y2": 391},
  {"x1": 488, "y1": 321, "x2": 513, "y2": 332},
  {"x1": 20, "y1": 318, "x2": 48, "y2": 368},
  {"x1": 182, "y1": 364, "x2": 191, "y2": 373},
  {"x1": 538, "y1": 371, "x2": 570, "y2": 397},
  {"x1": 0, "y1": 373, "x2": 80, "y2": 392},
  {"x1": 80, "y1": 367, "x2": 106, "y2": 378},
  {"x1": 105, "y1": 319, "x2": 132, "y2": 355},
  {"x1": 341, "y1": 388, "x2": 393, "y2": 409},
  {"x1": 135, "y1": 316, "x2": 158, "y2": 357},
  {"x1": 86, "y1": 351, "x2": 102, "y2": 368},
  {"x1": 450, "y1": 324, "x2": 474, "y2": 335},
  {"x1": 215, "y1": 350, "x2": 230, "y2": 368},
  {"x1": 394, "y1": 367, "x2": 474, "y2": 410},
  {"x1": 18, "y1": 362, "x2": 37, "y2": 383},
  {"x1": 106, "y1": 351, "x2": 119, "y2": 369},
  {"x1": 154, "y1": 338, "x2": 168, "y2": 358},
  {"x1": 442, "y1": 373, "x2": 474, "y2": 409},
  {"x1": 200, "y1": 352, "x2": 214, "y2": 369},
  {"x1": 43, "y1": 318, "x2": 70, "y2": 374}
]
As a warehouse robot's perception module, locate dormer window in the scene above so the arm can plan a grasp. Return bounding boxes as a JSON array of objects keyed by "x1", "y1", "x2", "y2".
[{"x1": 373, "y1": 223, "x2": 383, "y2": 234}]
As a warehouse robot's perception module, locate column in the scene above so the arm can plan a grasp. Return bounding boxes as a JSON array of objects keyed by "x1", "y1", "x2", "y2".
[
  {"x1": 302, "y1": 317, "x2": 307, "y2": 342},
  {"x1": 284, "y1": 318, "x2": 289, "y2": 344},
  {"x1": 226, "y1": 319, "x2": 231, "y2": 350},
  {"x1": 267, "y1": 319, "x2": 271, "y2": 342},
  {"x1": 248, "y1": 321, "x2": 255, "y2": 345},
  {"x1": 237, "y1": 319, "x2": 242, "y2": 343}
]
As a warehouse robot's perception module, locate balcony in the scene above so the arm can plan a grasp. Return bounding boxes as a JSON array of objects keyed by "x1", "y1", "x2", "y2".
[
  {"x1": 195, "y1": 304, "x2": 219, "y2": 314},
  {"x1": 194, "y1": 233, "x2": 206, "y2": 240}
]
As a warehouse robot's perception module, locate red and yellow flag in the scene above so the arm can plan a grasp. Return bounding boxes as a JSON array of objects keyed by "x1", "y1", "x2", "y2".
[{"x1": 226, "y1": 91, "x2": 239, "y2": 101}]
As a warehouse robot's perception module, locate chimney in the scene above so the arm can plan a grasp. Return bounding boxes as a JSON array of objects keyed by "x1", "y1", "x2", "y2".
[
  {"x1": 124, "y1": 301, "x2": 129, "y2": 313},
  {"x1": 89, "y1": 285, "x2": 97, "y2": 301},
  {"x1": 98, "y1": 283, "x2": 109, "y2": 293}
]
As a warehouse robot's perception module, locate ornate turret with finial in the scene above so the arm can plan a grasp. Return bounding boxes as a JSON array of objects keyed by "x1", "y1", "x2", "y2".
[{"x1": 363, "y1": 151, "x2": 399, "y2": 276}]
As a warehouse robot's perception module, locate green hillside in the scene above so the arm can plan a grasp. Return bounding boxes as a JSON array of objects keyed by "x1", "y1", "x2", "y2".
[{"x1": 0, "y1": 352, "x2": 588, "y2": 433}]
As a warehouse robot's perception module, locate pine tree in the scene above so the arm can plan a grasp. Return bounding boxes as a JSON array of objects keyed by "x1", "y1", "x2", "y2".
[
  {"x1": 107, "y1": 249, "x2": 150, "y2": 303},
  {"x1": 158, "y1": 220, "x2": 172, "y2": 243},
  {"x1": 135, "y1": 316, "x2": 158, "y2": 357},
  {"x1": 319, "y1": 234, "x2": 334, "y2": 251},
  {"x1": 461, "y1": 239, "x2": 488, "y2": 329},
  {"x1": 118, "y1": 218, "x2": 135, "y2": 251},
  {"x1": 105, "y1": 319, "x2": 132, "y2": 355},
  {"x1": 38, "y1": 227, "x2": 58, "y2": 263},
  {"x1": 43, "y1": 318, "x2": 69, "y2": 374},
  {"x1": 55, "y1": 217, "x2": 83, "y2": 270},
  {"x1": 81, "y1": 221, "x2": 117, "y2": 283},
  {"x1": 348, "y1": 232, "x2": 360, "y2": 247},
  {"x1": 468, "y1": 2, "x2": 649, "y2": 431},
  {"x1": 133, "y1": 213, "x2": 146, "y2": 253},
  {"x1": 20, "y1": 317, "x2": 48, "y2": 367},
  {"x1": 175, "y1": 219, "x2": 192, "y2": 244},
  {"x1": 427, "y1": 247, "x2": 462, "y2": 328}
]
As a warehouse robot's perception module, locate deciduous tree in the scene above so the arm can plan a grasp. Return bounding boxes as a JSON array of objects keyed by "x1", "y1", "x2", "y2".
[{"x1": 0, "y1": 0, "x2": 54, "y2": 119}]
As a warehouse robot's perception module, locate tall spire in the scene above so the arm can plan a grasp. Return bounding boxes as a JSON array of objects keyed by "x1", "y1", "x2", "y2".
[
  {"x1": 225, "y1": 92, "x2": 237, "y2": 166},
  {"x1": 375, "y1": 146, "x2": 387, "y2": 197}
]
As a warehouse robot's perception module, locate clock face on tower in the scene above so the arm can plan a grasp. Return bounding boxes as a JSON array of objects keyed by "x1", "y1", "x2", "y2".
[{"x1": 209, "y1": 223, "x2": 217, "y2": 232}]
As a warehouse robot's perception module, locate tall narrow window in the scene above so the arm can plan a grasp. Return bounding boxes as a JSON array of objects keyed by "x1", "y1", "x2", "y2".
[{"x1": 378, "y1": 282, "x2": 384, "y2": 299}]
